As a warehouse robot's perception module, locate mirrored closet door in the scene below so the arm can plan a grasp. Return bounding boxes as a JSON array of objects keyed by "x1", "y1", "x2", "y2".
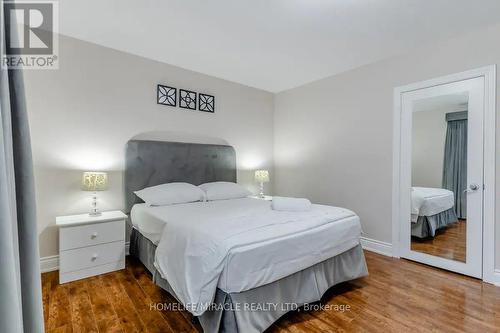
[{"x1": 398, "y1": 76, "x2": 484, "y2": 278}]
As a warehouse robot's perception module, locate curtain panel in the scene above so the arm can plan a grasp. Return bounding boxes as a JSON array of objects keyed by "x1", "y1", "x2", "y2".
[
  {"x1": 442, "y1": 114, "x2": 468, "y2": 219},
  {"x1": 0, "y1": 3, "x2": 45, "y2": 332}
]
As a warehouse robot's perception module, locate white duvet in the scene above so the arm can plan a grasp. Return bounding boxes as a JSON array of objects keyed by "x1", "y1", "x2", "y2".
[
  {"x1": 411, "y1": 187, "x2": 455, "y2": 222},
  {"x1": 132, "y1": 198, "x2": 361, "y2": 316}
]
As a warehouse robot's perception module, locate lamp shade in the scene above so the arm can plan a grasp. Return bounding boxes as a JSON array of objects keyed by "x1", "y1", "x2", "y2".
[
  {"x1": 254, "y1": 170, "x2": 270, "y2": 183},
  {"x1": 82, "y1": 172, "x2": 108, "y2": 191}
]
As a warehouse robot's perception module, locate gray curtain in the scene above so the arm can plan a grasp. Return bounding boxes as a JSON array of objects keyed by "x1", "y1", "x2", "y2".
[
  {"x1": 1, "y1": 4, "x2": 45, "y2": 333},
  {"x1": 442, "y1": 111, "x2": 467, "y2": 219}
]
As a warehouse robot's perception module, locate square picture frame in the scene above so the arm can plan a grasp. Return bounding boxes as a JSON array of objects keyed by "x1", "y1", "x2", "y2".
[
  {"x1": 157, "y1": 84, "x2": 177, "y2": 107},
  {"x1": 198, "y1": 93, "x2": 215, "y2": 113},
  {"x1": 179, "y1": 89, "x2": 197, "y2": 110}
]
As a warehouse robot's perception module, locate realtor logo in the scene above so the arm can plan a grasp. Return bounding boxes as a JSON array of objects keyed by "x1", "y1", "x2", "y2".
[{"x1": 1, "y1": 1, "x2": 59, "y2": 69}]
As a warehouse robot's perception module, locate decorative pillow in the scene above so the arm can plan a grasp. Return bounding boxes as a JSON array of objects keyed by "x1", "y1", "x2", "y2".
[
  {"x1": 198, "y1": 181, "x2": 251, "y2": 201},
  {"x1": 134, "y1": 182, "x2": 205, "y2": 206}
]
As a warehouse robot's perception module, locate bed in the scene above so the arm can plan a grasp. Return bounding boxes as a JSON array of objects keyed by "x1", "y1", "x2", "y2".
[
  {"x1": 411, "y1": 187, "x2": 458, "y2": 238},
  {"x1": 125, "y1": 140, "x2": 368, "y2": 333}
]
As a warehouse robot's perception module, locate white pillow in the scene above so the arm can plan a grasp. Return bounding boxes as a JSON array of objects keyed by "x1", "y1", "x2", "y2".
[
  {"x1": 198, "y1": 181, "x2": 251, "y2": 201},
  {"x1": 134, "y1": 182, "x2": 205, "y2": 206}
]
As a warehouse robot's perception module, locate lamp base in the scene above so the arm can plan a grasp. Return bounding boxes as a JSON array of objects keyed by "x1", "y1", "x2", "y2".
[{"x1": 89, "y1": 192, "x2": 101, "y2": 217}]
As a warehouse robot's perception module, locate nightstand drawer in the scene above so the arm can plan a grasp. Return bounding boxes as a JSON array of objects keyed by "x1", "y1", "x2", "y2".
[
  {"x1": 59, "y1": 241, "x2": 125, "y2": 273},
  {"x1": 59, "y1": 220, "x2": 125, "y2": 250}
]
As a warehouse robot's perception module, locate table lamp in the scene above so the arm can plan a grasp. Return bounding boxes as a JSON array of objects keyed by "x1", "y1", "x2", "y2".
[
  {"x1": 254, "y1": 169, "x2": 270, "y2": 198},
  {"x1": 82, "y1": 171, "x2": 108, "y2": 216}
]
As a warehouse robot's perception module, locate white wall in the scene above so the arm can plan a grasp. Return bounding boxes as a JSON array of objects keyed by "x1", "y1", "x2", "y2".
[
  {"x1": 24, "y1": 23, "x2": 500, "y2": 272},
  {"x1": 274, "y1": 22, "x2": 500, "y2": 269},
  {"x1": 411, "y1": 108, "x2": 449, "y2": 188},
  {"x1": 25, "y1": 35, "x2": 274, "y2": 258}
]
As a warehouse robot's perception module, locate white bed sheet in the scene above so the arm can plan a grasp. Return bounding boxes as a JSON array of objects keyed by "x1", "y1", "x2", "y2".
[
  {"x1": 411, "y1": 187, "x2": 455, "y2": 222},
  {"x1": 130, "y1": 203, "x2": 168, "y2": 245},
  {"x1": 130, "y1": 198, "x2": 362, "y2": 315}
]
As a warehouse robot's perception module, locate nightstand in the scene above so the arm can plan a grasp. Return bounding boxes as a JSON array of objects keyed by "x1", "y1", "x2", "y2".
[
  {"x1": 249, "y1": 195, "x2": 273, "y2": 201},
  {"x1": 56, "y1": 210, "x2": 127, "y2": 284}
]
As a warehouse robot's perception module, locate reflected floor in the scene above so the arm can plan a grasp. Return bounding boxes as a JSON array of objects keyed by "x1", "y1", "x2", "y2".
[{"x1": 411, "y1": 219, "x2": 466, "y2": 262}]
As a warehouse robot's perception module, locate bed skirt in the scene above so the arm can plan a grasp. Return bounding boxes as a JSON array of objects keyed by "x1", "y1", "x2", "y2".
[
  {"x1": 129, "y1": 229, "x2": 368, "y2": 333},
  {"x1": 411, "y1": 208, "x2": 458, "y2": 238}
]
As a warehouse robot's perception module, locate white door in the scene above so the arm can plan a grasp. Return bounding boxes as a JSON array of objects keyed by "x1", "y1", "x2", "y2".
[{"x1": 399, "y1": 77, "x2": 484, "y2": 278}]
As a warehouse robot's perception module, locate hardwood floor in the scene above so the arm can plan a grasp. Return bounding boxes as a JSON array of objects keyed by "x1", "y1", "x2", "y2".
[
  {"x1": 42, "y1": 251, "x2": 500, "y2": 333},
  {"x1": 411, "y1": 219, "x2": 466, "y2": 262}
]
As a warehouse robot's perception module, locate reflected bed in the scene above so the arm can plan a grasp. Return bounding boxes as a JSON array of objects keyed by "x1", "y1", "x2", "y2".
[{"x1": 411, "y1": 187, "x2": 458, "y2": 238}]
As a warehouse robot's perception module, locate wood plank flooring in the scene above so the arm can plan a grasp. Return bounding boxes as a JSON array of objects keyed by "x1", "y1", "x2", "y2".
[
  {"x1": 42, "y1": 251, "x2": 500, "y2": 333},
  {"x1": 411, "y1": 219, "x2": 466, "y2": 262}
]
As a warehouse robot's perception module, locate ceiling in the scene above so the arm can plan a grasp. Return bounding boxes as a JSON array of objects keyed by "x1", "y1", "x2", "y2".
[
  {"x1": 59, "y1": 0, "x2": 500, "y2": 92},
  {"x1": 413, "y1": 93, "x2": 469, "y2": 113}
]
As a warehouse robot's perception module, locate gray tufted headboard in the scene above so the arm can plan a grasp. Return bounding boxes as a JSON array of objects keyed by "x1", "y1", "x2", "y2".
[{"x1": 125, "y1": 140, "x2": 237, "y2": 213}]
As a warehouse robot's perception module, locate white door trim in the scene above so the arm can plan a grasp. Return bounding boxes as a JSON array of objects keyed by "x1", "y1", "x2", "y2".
[{"x1": 392, "y1": 65, "x2": 497, "y2": 284}]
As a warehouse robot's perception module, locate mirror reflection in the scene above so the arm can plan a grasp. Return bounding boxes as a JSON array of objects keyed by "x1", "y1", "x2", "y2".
[{"x1": 411, "y1": 93, "x2": 468, "y2": 262}]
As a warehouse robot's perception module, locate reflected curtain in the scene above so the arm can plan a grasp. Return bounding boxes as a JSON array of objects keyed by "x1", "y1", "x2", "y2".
[
  {"x1": 0, "y1": 3, "x2": 45, "y2": 333},
  {"x1": 442, "y1": 111, "x2": 467, "y2": 219}
]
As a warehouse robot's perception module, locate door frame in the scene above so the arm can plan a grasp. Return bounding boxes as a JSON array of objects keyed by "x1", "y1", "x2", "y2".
[{"x1": 392, "y1": 65, "x2": 497, "y2": 284}]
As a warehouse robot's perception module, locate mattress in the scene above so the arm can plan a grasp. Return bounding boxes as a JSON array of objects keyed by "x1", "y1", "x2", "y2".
[
  {"x1": 130, "y1": 203, "x2": 168, "y2": 245},
  {"x1": 130, "y1": 198, "x2": 362, "y2": 309},
  {"x1": 411, "y1": 187, "x2": 455, "y2": 222}
]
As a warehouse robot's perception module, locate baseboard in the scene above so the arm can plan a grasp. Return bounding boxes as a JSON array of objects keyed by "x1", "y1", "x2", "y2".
[
  {"x1": 494, "y1": 270, "x2": 500, "y2": 287},
  {"x1": 360, "y1": 236, "x2": 393, "y2": 257},
  {"x1": 43, "y1": 239, "x2": 495, "y2": 285},
  {"x1": 40, "y1": 241, "x2": 130, "y2": 273},
  {"x1": 360, "y1": 238, "x2": 500, "y2": 286},
  {"x1": 40, "y1": 255, "x2": 59, "y2": 273},
  {"x1": 125, "y1": 241, "x2": 130, "y2": 256}
]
